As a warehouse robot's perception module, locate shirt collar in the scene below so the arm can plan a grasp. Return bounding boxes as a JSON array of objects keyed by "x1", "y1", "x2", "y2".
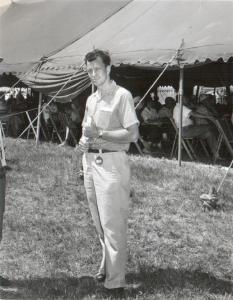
[{"x1": 96, "y1": 80, "x2": 117, "y2": 99}]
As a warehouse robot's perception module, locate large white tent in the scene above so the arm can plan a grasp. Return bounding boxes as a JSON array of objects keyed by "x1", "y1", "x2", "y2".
[
  {"x1": 1, "y1": 0, "x2": 233, "y2": 99},
  {"x1": 1, "y1": 0, "x2": 233, "y2": 162}
]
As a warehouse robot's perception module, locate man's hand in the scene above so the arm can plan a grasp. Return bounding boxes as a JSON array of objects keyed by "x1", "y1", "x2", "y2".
[
  {"x1": 83, "y1": 125, "x2": 99, "y2": 138},
  {"x1": 76, "y1": 138, "x2": 89, "y2": 153},
  {"x1": 83, "y1": 118, "x2": 99, "y2": 138}
]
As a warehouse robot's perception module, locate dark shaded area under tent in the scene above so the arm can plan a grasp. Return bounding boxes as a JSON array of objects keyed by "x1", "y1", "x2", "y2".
[
  {"x1": 112, "y1": 58, "x2": 233, "y2": 97},
  {"x1": 0, "y1": 73, "x2": 27, "y2": 88}
]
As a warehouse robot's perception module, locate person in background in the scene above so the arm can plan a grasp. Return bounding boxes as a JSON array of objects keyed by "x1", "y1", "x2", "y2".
[
  {"x1": 149, "y1": 91, "x2": 162, "y2": 112},
  {"x1": 157, "y1": 97, "x2": 176, "y2": 119},
  {"x1": 140, "y1": 98, "x2": 161, "y2": 152},
  {"x1": 140, "y1": 97, "x2": 176, "y2": 153},
  {"x1": 59, "y1": 102, "x2": 83, "y2": 147},
  {"x1": 195, "y1": 94, "x2": 219, "y2": 123},
  {"x1": 157, "y1": 97, "x2": 177, "y2": 144},
  {"x1": 173, "y1": 94, "x2": 218, "y2": 160},
  {"x1": 141, "y1": 97, "x2": 159, "y2": 123},
  {"x1": 78, "y1": 49, "x2": 139, "y2": 295}
]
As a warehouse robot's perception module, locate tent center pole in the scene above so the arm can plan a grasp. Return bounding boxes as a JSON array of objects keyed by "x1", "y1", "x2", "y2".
[
  {"x1": 178, "y1": 65, "x2": 184, "y2": 166},
  {"x1": 36, "y1": 92, "x2": 42, "y2": 145}
]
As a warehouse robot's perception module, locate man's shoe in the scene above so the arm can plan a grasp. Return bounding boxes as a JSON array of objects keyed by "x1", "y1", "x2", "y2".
[
  {"x1": 94, "y1": 273, "x2": 106, "y2": 282},
  {"x1": 0, "y1": 275, "x2": 11, "y2": 288}
]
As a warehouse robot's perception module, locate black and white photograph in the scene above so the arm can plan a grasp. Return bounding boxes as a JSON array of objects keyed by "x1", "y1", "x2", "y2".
[{"x1": 0, "y1": 0, "x2": 233, "y2": 299}]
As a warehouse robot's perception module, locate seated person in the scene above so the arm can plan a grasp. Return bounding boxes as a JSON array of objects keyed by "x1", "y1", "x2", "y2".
[
  {"x1": 132, "y1": 95, "x2": 160, "y2": 152},
  {"x1": 149, "y1": 91, "x2": 162, "y2": 112},
  {"x1": 139, "y1": 125, "x2": 162, "y2": 153},
  {"x1": 157, "y1": 97, "x2": 176, "y2": 119},
  {"x1": 195, "y1": 94, "x2": 219, "y2": 124},
  {"x1": 173, "y1": 95, "x2": 218, "y2": 159},
  {"x1": 42, "y1": 102, "x2": 60, "y2": 140},
  {"x1": 141, "y1": 99, "x2": 159, "y2": 123},
  {"x1": 139, "y1": 98, "x2": 162, "y2": 152},
  {"x1": 140, "y1": 97, "x2": 177, "y2": 153},
  {"x1": 157, "y1": 97, "x2": 176, "y2": 142},
  {"x1": 59, "y1": 102, "x2": 82, "y2": 147}
]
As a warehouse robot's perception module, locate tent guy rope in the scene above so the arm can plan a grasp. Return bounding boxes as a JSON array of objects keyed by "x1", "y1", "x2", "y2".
[{"x1": 135, "y1": 48, "x2": 181, "y2": 111}]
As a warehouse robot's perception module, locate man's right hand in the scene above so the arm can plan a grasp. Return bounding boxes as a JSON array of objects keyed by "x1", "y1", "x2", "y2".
[{"x1": 77, "y1": 138, "x2": 89, "y2": 153}]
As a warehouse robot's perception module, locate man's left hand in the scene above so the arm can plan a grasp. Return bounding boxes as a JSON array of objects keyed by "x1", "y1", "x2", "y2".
[{"x1": 83, "y1": 124, "x2": 99, "y2": 138}]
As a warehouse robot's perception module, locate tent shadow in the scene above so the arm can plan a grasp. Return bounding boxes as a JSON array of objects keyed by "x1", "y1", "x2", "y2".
[
  {"x1": 0, "y1": 275, "x2": 101, "y2": 299},
  {"x1": 126, "y1": 266, "x2": 233, "y2": 296}
]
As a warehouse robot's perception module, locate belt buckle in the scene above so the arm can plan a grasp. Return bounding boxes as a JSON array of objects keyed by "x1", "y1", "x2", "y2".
[{"x1": 95, "y1": 149, "x2": 103, "y2": 165}]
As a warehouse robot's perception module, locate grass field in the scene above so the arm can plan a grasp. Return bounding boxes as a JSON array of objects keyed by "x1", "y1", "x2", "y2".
[{"x1": 0, "y1": 138, "x2": 233, "y2": 299}]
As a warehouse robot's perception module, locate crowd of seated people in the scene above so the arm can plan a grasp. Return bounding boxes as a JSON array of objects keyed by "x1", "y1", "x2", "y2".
[
  {"x1": 134, "y1": 92, "x2": 176, "y2": 154},
  {"x1": 133, "y1": 89, "x2": 232, "y2": 160},
  {"x1": 0, "y1": 90, "x2": 85, "y2": 144},
  {"x1": 173, "y1": 94, "x2": 221, "y2": 160},
  {"x1": 1, "y1": 91, "x2": 38, "y2": 138},
  {"x1": 2, "y1": 86, "x2": 232, "y2": 160}
]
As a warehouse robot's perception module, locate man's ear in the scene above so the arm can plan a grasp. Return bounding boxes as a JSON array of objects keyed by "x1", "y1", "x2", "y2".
[{"x1": 106, "y1": 65, "x2": 111, "y2": 75}]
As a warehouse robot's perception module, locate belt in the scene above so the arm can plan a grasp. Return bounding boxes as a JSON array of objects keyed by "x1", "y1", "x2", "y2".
[{"x1": 87, "y1": 149, "x2": 119, "y2": 153}]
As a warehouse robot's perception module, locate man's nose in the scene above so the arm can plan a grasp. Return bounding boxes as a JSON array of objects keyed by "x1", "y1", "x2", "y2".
[{"x1": 90, "y1": 69, "x2": 96, "y2": 77}]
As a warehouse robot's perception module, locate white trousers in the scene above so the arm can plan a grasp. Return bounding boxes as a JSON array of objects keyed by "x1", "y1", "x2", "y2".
[{"x1": 83, "y1": 151, "x2": 130, "y2": 289}]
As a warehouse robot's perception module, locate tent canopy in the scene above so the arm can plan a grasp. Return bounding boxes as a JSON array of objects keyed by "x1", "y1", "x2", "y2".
[
  {"x1": 1, "y1": 0, "x2": 233, "y2": 99},
  {"x1": 0, "y1": 0, "x2": 131, "y2": 73},
  {"x1": 47, "y1": 0, "x2": 233, "y2": 69}
]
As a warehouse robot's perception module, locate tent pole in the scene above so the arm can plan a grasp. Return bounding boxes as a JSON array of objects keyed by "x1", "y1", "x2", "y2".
[
  {"x1": 178, "y1": 65, "x2": 184, "y2": 166},
  {"x1": 36, "y1": 92, "x2": 42, "y2": 145},
  {"x1": 195, "y1": 85, "x2": 200, "y2": 102}
]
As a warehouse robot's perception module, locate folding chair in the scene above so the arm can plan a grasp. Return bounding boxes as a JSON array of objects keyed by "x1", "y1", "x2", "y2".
[
  {"x1": 169, "y1": 118, "x2": 197, "y2": 160},
  {"x1": 210, "y1": 117, "x2": 233, "y2": 161},
  {"x1": 169, "y1": 118, "x2": 210, "y2": 161},
  {"x1": 0, "y1": 120, "x2": 7, "y2": 138},
  {"x1": 25, "y1": 110, "x2": 47, "y2": 140},
  {"x1": 59, "y1": 112, "x2": 78, "y2": 145},
  {"x1": 47, "y1": 113, "x2": 63, "y2": 143}
]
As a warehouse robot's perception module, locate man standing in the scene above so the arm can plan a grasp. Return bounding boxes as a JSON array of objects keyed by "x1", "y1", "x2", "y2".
[{"x1": 78, "y1": 49, "x2": 139, "y2": 292}]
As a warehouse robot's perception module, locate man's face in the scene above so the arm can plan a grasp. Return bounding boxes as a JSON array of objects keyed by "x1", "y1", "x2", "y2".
[{"x1": 86, "y1": 57, "x2": 110, "y2": 87}]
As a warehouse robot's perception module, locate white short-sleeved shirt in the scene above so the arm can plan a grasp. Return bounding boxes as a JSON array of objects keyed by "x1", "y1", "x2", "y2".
[
  {"x1": 82, "y1": 81, "x2": 139, "y2": 151},
  {"x1": 173, "y1": 103, "x2": 193, "y2": 128}
]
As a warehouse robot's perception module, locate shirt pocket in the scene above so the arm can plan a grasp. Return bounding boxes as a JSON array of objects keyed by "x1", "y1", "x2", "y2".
[{"x1": 95, "y1": 108, "x2": 112, "y2": 129}]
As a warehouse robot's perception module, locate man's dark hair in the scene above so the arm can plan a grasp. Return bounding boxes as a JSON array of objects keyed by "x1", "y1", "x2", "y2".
[
  {"x1": 165, "y1": 97, "x2": 176, "y2": 109},
  {"x1": 84, "y1": 49, "x2": 111, "y2": 67}
]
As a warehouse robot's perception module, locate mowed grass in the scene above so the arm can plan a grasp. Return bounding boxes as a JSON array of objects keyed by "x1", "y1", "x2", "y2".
[{"x1": 0, "y1": 137, "x2": 233, "y2": 300}]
